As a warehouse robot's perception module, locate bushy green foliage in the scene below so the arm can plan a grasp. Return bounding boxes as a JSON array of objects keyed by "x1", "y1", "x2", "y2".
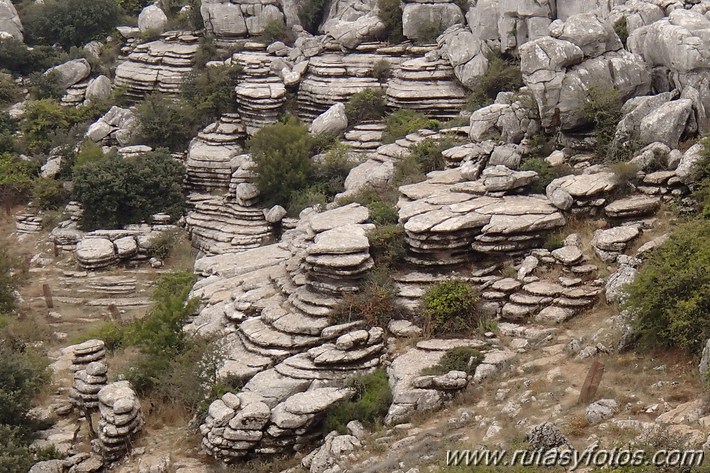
[
  {"x1": 465, "y1": 51, "x2": 523, "y2": 110},
  {"x1": 150, "y1": 228, "x2": 183, "y2": 260},
  {"x1": 519, "y1": 158, "x2": 566, "y2": 194},
  {"x1": 181, "y1": 64, "x2": 240, "y2": 125},
  {"x1": 624, "y1": 219, "x2": 710, "y2": 355},
  {"x1": 367, "y1": 200, "x2": 399, "y2": 226},
  {"x1": 0, "y1": 153, "x2": 37, "y2": 209},
  {"x1": 0, "y1": 247, "x2": 21, "y2": 314},
  {"x1": 76, "y1": 321, "x2": 126, "y2": 352},
  {"x1": 249, "y1": 117, "x2": 314, "y2": 207},
  {"x1": 21, "y1": 0, "x2": 121, "y2": 49},
  {"x1": 376, "y1": 0, "x2": 404, "y2": 43},
  {"x1": 299, "y1": 0, "x2": 327, "y2": 34},
  {"x1": 0, "y1": 73, "x2": 21, "y2": 106},
  {"x1": 422, "y1": 347, "x2": 483, "y2": 376},
  {"x1": 28, "y1": 71, "x2": 65, "y2": 100},
  {"x1": 0, "y1": 39, "x2": 66, "y2": 76},
  {"x1": 262, "y1": 19, "x2": 294, "y2": 44},
  {"x1": 330, "y1": 268, "x2": 406, "y2": 327},
  {"x1": 0, "y1": 424, "x2": 34, "y2": 473},
  {"x1": 72, "y1": 149, "x2": 186, "y2": 230},
  {"x1": 370, "y1": 59, "x2": 391, "y2": 82},
  {"x1": 135, "y1": 93, "x2": 199, "y2": 151},
  {"x1": 73, "y1": 140, "x2": 107, "y2": 169},
  {"x1": 414, "y1": 19, "x2": 443, "y2": 44},
  {"x1": 115, "y1": 0, "x2": 153, "y2": 14},
  {"x1": 614, "y1": 18, "x2": 629, "y2": 47},
  {"x1": 367, "y1": 224, "x2": 406, "y2": 268},
  {"x1": 383, "y1": 109, "x2": 440, "y2": 144},
  {"x1": 0, "y1": 113, "x2": 17, "y2": 154},
  {"x1": 192, "y1": 36, "x2": 220, "y2": 70},
  {"x1": 580, "y1": 85, "x2": 624, "y2": 161},
  {"x1": 345, "y1": 88, "x2": 387, "y2": 126},
  {"x1": 543, "y1": 232, "x2": 564, "y2": 251},
  {"x1": 20, "y1": 99, "x2": 91, "y2": 154},
  {"x1": 323, "y1": 369, "x2": 392, "y2": 434},
  {"x1": 408, "y1": 137, "x2": 451, "y2": 173},
  {"x1": 124, "y1": 271, "x2": 198, "y2": 393},
  {"x1": 421, "y1": 280, "x2": 479, "y2": 336},
  {"x1": 32, "y1": 177, "x2": 69, "y2": 210}
]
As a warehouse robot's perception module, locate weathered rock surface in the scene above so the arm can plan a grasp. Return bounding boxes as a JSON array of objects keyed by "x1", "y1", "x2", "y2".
[
  {"x1": 138, "y1": 5, "x2": 168, "y2": 34},
  {"x1": 0, "y1": 0, "x2": 23, "y2": 41},
  {"x1": 97, "y1": 381, "x2": 144, "y2": 461}
]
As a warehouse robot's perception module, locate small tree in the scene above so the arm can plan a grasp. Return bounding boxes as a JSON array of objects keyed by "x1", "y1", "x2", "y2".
[
  {"x1": 377, "y1": 0, "x2": 404, "y2": 43},
  {"x1": 0, "y1": 154, "x2": 37, "y2": 212},
  {"x1": 72, "y1": 149, "x2": 185, "y2": 230},
  {"x1": 249, "y1": 117, "x2": 314, "y2": 207},
  {"x1": 466, "y1": 51, "x2": 523, "y2": 110},
  {"x1": 135, "y1": 94, "x2": 199, "y2": 152},
  {"x1": 345, "y1": 88, "x2": 387, "y2": 126},
  {"x1": 21, "y1": 0, "x2": 121, "y2": 49},
  {"x1": 421, "y1": 280, "x2": 479, "y2": 336},
  {"x1": 624, "y1": 219, "x2": 710, "y2": 355},
  {"x1": 580, "y1": 85, "x2": 624, "y2": 161}
]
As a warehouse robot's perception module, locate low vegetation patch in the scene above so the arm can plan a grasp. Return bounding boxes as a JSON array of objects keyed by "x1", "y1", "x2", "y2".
[
  {"x1": 322, "y1": 368, "x2": 392, "y2": 434},
  {"x1": 422, "y1": 347, "x2": 483, "y2": 376},
  {"x1": 383, "y1": 110, "x2": 440, "y2": 144},
  {"x1": 72, "y1": 148, "x2": 186, "y2": 230},
  {"x1": 376, "y1": 0, "x2": 404, "y2": 43},
  {"x1": 580, "y1": 85, "x2": 624, "y2": 162},
  {"x1": 625, "y1": 219, "x2": 710, "y2": 356},
  {"x1": 330, "y1": 269, "x2": 407, "y2": 327},
  {"x1": 465, "y1": 51, "x2": 523, "y2": 111},
  {"x1": 345, "y1": 88, "x2": 387, "y2": 126},
  {"x1": 421, "y1": 280, "x2": 480, "y2": 336}
]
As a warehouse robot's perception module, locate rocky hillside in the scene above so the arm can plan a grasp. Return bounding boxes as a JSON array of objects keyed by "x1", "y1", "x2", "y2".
[{"x1": 1, "y1": 0, "x2": 710, "y2": 472}]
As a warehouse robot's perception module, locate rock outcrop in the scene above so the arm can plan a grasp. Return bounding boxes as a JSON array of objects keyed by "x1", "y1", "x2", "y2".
[
  {"x1": 0, "y1": 0, "x2": 23, "y2": 41},
  {"x1": 114, "y1": 32, "x2": 200, "y2": 100},
  {"x1": 201, "y1": 0, "x2": 286, "y2": 39},
  {"x1": 97, "y1": 381, "x2": 144, "y2": 461}
]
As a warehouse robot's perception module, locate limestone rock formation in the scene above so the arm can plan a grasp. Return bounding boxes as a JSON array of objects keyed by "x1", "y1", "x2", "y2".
[
  {"x1": 309, "y1": 102, "x2": 348, "y2": 136},
  {"x1": 97, "y1": 381, "x2": 144, "y2": 461},
  {"x1": 138, "y1": 4, "x2": 168, "y2": 34},
  {"x1": 86, "y1": 106, "x2": 140, "y2": 146},
  {"x1": 322, "y1": 0, "x2": 385, "y2": 49},
  {"x1": 69, "y1": 360, "x2": 108, "y2": 411},
  {"x1": 201, "y1": 0, "x2": 285, "y2": 38},
  {"x1": 0, "y1": 0, "x2": 23, "y2": 41},
  {"x1": 115, "y1": 33, "x2": 200, "y2": 100},
  {"x1": 402, "y1": 2, "x2": 464, "y2": 42}
]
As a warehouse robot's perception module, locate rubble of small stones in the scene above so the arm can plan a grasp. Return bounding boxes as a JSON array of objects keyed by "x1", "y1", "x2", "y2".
[{"x1": 97, "y1": 381, "x2": 144, "y2": 461}]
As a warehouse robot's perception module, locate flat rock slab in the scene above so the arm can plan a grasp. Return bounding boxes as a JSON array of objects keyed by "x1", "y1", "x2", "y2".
[
  {"x1": 605, "y1": 195, "x2": 661, "y2": 218},
  {"x1": 592, "y1": 226, "x2": 640, "y2": 251},
  {"x1": 309, "y1": 204, "x2": 369, "y2": 233}
]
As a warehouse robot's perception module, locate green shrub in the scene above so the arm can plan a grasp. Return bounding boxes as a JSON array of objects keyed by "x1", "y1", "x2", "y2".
[
  {"x1": 345, "y1": 88, "x2": 387, "y2": 126},
  {"x1": 422, "y1": 347, "x2": 483, "y2": 376},
  {"x1": 150, "y1": 228, "x2": 183, "y2": 260},
  {"x1": 0, "y1": 112, "x2": 18, "y2": 154},
  {"x1": 72, "y1": 149, "x2": 186, "y2": 230},
  {"x1": 580, "y1": 85, "x2": 624, "y2": 162},
  {"x1": 115, "y1": 0, "x2": 152, "y2": 15},
  {"x1": 624, "y1": 219, "x2": 710, "y2": 356},
  {"x1": 298, "y1": 0, "x2": 327, "y2": 34},
  {"x1": 0, "y1": 342, "x2": 49, "y2": 428},
  {"x1": 32, "y1": 177, "x2": 69, "y2": 210},
  {"x1": 0, "y1": 39, "x2": 66, "y2": 76},
  {"x1": 0, "y1": 247, "x2": 22, "y2": 314},
  {"x1": 249, "y1": 117, "x2": 314, "y2": 208},
  {"x1": 330, "y1": 268, "x2": 406, "y2": 327},
  {"x1": 610, "y1": 161, "x2": 639, "y2": 188},
  {"x1": 543, "y1": 232, "x2": 564, "y2": 251},
  {"x1": 20, "y1": 99, "x2": 92, "y2": 154},
  {"x1": 323, "y1": 369, "x2": 392, "y2": 434},
  {"x1": 75, "y1": 321, "x2": 126, "y2": 352},
  {"x1": 181, "y1": 64, "x2": 240, "y2": 125},
  {"x1": 376, "y1": 0, "x2": 404, "y2": 43},
  {"x1": 21, "y1": 0, "x2": 121, "y2": 49},
  {"x1": 466, "y1": 51, "x2": 523, "y2": 110},
  {"x1": 367, "y1": 200, "x2": 399, "y2": 226},
  {"x1": 0, "y1": 73, "x2": 21, "y2": 106},
  {"x1": 383, "y1": 109, "x2": 440, "y2": 144},
  {"x1": 421, "y1": 280, "x2": 479, "y2": 336},
  {"x1": 408, "y1": 137, "x2": 452, "y2": 173},
  {"x1": 0, "y1": 153, "x2": 37, "y2": 210},
  {"x1": 519, "y1": 158, "x2": 566, "y2": 194},
  {"x1": 73, "y1": 140, "x2": 107, "y2": 170},
  {"x1": 28, "y1": 71, "x2": 65, "y2": 100},
  {"x1": 614, "y1": 18, "x2": 629, "y2": 47},
  {"x1": 0, "y1": 424, "x2": 34, "y2": 472},
  {"x1": 312, "y1": 143, "x2": 355, "y2": 195},
  {"x1": 192, "y1": 36, "x2": 220, "y2": 70},
  {"x1": 367, "y1": 224, "x2": 406, "y2": 268},
  {"x1": 262, "y1": 19, "x2": 294, "y2": 44},
  {"x1": 414, "y1": 19, "x2": 443, "y2": 44},
  {"x1": 370, "y1": 59, "x2": 391, "y2": 82},
  {"x1": 124, "y1": 271, "x2": 198, "y2": 393},
  {"x1": 135, "y1": 93, "x2": 199, "y2": 151},
  {"x1": 287, "y1": 185, "x2": 328, "y2": 216}
]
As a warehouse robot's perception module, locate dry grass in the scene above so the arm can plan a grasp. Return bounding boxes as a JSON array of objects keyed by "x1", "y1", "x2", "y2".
[{"x1": 566, "y1": 412, "x2": 590, "y2": 437}]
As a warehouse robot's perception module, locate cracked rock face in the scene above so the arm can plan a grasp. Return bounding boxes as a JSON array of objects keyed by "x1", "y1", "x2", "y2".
[
  {"x1": 0, "y1": 0, "x2": 23, "y2": 41},
  {"x1": 201, "y1": 0, "x2": 285, "y2": 38}
]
